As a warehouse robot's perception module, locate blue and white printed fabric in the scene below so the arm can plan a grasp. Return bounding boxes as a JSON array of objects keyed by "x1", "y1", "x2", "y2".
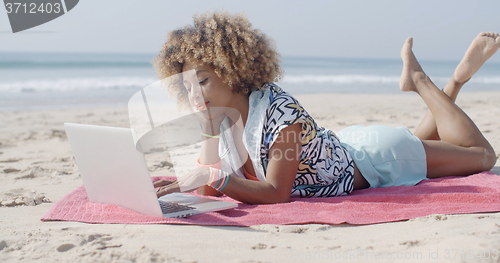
[{"x1": 220, "y1": 83, "x2": 355, "y2": 197}]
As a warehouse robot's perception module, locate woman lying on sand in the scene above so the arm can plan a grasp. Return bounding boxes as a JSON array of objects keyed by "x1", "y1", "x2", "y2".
[{"x1": 153, "y1": 11, "x2": 499, "y2": 204}]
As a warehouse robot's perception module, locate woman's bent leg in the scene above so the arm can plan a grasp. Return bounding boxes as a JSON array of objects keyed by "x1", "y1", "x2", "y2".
[
  {"x1": 421, "y1": 140, "x2": 493, "y2": 178},
  {"x1": 413, "y1": 32, "x2": 500, "y2": 141},
  {"x1": 400, "y1": 37, "x2": 497, "y2": 178},
  {"x1": 413, "y1": 79, "x2": 464, "y2": 141}
]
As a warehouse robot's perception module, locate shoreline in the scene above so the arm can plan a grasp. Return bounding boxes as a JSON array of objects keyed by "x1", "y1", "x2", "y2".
[{"x1": 2, "y1": 90, "x2": 500, "y2": 112}]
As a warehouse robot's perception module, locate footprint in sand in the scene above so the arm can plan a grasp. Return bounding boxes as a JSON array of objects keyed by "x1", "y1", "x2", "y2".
[
  {"x1": 249, "y1": 224, "x2": 279, "y2": 233},
  {"x1": 15, "y1": 166, "x2": 55, "y2": 180},
  {"x1": 20, "y1": 131, "x2": 38, "y2": 141},
  {"x1": 53, "y1": 157, "x2": 72, "y2": 163},
  {"x1": 400, "y1": 240, "x2": 422, "y2": 247},
  {"x1": 0, "y1": 158, "x2": 20, "y2": 163},
  {"x1": 412, "y1": 214, "x2": 448, "y2": 222},
  {"x1": 279, "y1": 225, "x2": 309, "y2": 234},
  {"x1": 83, "y1": 234, "x2": 122, "y2": 250},
  {"x1": 432, "y1": 214, "x2": 448, "y2": 221},
  {"x1": 3, "y1": 168, "x2": 21, "y2": 174},
  {"x1": 252, "y1": 243, "x2": 276, "y2": 250},
  {"x1": 50, "y1": 129, "x2": 67, "y2": 139},
  {"x1": 0, "y1": 240, "x2": 7, "y2": 251},
  {"x1": 0, "y1": 190, "x2": 49, "y2": 207},
  {"x1": 57, "y1": 243, "x2": 76, "y2": 252},
  {"x1": 314, "y1": 225, "x2": 334, "y2": 232}
]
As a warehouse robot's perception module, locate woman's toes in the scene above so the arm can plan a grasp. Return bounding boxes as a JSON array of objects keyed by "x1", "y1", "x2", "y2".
[
  {"x1": 407, "y1": 37, "x2": 413, "y2": 45},
  {"x1": 404, "y1": 37, "x2": 413, "y2": 49}
]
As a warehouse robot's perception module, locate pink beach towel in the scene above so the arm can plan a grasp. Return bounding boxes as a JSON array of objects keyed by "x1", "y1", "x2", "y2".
[{"x1": 41, "y1": 172, "x2": 500, "y2": 226}]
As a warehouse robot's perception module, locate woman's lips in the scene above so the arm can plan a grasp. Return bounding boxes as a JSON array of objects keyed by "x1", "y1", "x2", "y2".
[{"x1": 195, "y1": 101, "x2": 208, "y2": 111}]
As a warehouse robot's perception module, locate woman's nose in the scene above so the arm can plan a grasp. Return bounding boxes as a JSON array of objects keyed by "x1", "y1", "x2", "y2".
[
  {"x1": 189, "y1": 89, "x2": 198, "y2": 100},
  {"x1": 190, "y1": 86, "x2": 203, "y2": 101}
]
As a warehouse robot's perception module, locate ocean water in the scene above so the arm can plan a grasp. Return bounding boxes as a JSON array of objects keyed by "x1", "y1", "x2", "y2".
[{"x1": 1, "y1": 52, "x2": 500, "y2": 111}]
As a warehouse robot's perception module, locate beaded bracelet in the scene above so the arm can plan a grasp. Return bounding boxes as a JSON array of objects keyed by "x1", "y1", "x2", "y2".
[{"x1": 207, "y1": 167, "x2": 229, "y2": 191}]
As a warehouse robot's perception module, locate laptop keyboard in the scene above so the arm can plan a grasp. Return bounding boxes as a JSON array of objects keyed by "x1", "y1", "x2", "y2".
[{"x1": 159, "y1": 201, "x2": 196, "y2": 214}]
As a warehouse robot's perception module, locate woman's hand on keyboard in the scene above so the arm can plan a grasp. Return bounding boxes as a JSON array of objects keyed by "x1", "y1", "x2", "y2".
[
  {"x1": 155, "y1": 167, "x2": 210, "y2": 198},
  {"x1": 154, "y1": 179, "x2": 179, "y2": 198}
]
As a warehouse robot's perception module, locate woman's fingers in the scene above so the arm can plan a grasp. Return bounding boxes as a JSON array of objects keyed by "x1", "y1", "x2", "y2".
[
  {"x1": 153, "y1": 179, "x2": 176, "y2": 188},
  {"x1": 156, "y1": 181, "x2": 181, "y2": 198},
  {"x1": 156, "y1": 187, "x2": 171, "y2": 198},
  {"x1": 156, "y1": 167, "x2": 211, "y2": 197}
]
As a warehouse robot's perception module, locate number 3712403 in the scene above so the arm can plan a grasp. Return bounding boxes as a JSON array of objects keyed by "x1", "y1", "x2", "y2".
[{"x1": 5, "y1": 3, "x2": 62, "y2": 14}]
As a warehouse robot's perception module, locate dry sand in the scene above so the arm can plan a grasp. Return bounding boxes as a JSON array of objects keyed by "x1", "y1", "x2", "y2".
[{"x1": 1, "y1": 92, "x2": 499, "y2": 263}]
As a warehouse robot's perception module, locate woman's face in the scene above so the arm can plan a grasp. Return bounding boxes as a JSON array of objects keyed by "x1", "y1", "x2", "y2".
[{"x1": 182, "y1": 63, "x2": 235, "y2": 113}]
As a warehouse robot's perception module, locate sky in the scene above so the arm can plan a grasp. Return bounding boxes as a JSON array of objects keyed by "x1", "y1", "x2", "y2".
[{"x1": 1, "y1": 0, "x2": 499, "y2": 62}]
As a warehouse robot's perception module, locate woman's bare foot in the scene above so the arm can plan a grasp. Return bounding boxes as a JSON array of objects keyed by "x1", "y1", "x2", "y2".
[
  {"x1": 400, "y1": 37, "x2": 427, "y2": 93},
  {"x1": 453, "y1": 32, "x2": 500, "y2": 83}
]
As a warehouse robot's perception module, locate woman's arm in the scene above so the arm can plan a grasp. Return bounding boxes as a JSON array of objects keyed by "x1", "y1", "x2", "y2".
[
  {"x1": 197, "y1": 119, "x2": 224, "y2": 196},
  {"x1": 220, "y1": 123, "x2": 302, "y2": 204},
  {"x1": 156, "y1": 123, "x2": 302, "y2": 204}
]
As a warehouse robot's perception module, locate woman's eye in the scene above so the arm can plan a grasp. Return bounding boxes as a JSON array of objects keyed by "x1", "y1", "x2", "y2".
[{"x1": 199, "y1": 78, "x2": 208, "y2": 85}]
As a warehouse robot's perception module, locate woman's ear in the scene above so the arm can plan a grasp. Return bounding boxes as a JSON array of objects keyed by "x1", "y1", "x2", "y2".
[{"x1": 228, "y1": 82, "x2": 238, "y2": 93}]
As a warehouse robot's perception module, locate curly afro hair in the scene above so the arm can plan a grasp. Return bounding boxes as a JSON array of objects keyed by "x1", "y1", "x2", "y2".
[{"x1": 152, "y1": 10, "x2": 284, "y2": 108}]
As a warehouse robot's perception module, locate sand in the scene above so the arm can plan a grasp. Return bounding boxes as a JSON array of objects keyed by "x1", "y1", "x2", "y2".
[{"x1": 1, "y1": 92, "x2": 499, "y2": 263}]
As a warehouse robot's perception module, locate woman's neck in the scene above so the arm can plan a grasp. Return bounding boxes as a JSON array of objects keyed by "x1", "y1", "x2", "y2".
[{"x1": 229, "y1": 93, "x2": 250, "y2": 128}]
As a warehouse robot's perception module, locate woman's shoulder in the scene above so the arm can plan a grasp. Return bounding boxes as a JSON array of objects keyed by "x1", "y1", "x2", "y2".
[
  {"x1": 263, "y1": 83, "x2": 301, "y2": 106},
  {"x1": 262, "y1": 83, "x2": 311, "y2": 127}
]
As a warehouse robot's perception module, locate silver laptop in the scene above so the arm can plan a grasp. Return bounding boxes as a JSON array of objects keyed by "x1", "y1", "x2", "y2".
[{"x1": 64, "y1": 122, "x2": 237, "y2": 218}]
